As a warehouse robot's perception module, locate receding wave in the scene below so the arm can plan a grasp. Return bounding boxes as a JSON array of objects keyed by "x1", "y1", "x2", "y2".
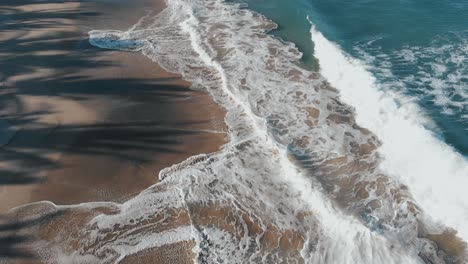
[{"x1": 18, "y1": 0, "x2": 466, "y2": 263}]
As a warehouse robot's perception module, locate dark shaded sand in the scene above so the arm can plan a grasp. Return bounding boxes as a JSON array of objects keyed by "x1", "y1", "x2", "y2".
[
  {"x1": 0, "y1": 0, "x2": 227, "y2": 261},
  {"x1": 2, "y1": 1, "x2": 466, "y2": 264},
  {"x1": 0, "y1": 0, "x2": 226, "y2": 211}
]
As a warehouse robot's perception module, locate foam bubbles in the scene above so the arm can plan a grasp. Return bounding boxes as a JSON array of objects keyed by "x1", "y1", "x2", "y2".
[
  {"x1": 84, "y1": 0, "x2": 464, "y2": 262},
  {"x1": 355, "y1": 35, "x2": 468, "y2": 120},
  {"x1": 310, "y1": 25, "x2": 468, "y2": 243}
]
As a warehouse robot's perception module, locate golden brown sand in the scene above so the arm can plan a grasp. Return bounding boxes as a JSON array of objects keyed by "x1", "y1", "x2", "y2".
[
  {"x1": 0, "y1": 0, "x2": 226, "y2": 212},
  {"x1": 1, "y1": 200, "x2": 310, "y2": 263},
  {"x1": 2, "y1": 0, "x2": 466, "y2": 263},
  {"x1": 0, "y1": 0, "x2": 227, "y2": 262}
]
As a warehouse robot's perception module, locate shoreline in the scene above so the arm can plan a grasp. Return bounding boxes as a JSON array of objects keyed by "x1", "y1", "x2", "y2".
[
  {"x1": 0, "y1": 0, "x2": 230, "y2": 262},
  {"x1": 0, "y1": 0, "x2": 226, "y2": 213},
  {"x1": 1, "y1": 0, "x2": 466, "y2": 263}
]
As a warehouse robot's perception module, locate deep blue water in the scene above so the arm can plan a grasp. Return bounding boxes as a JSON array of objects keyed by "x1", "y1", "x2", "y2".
[{"x1": 236, "y1": 0, "x2": 468, "y2": 156}]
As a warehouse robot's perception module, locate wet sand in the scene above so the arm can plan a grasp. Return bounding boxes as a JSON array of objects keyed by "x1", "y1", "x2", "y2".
[
  {"x1": 0, "y1": 0, "x2": 229, "y2": 262},
  {"x1": 2, "y1": 1, "x2": 467, "y2": 264},
  {"x1": 0, "y1": 1, "x2": 226, "y2": 219}
]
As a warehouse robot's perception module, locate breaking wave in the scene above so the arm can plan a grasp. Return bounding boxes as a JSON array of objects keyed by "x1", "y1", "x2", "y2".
[
  {"x1": 22, "y1": 0, "x2": 465, "y2": 263},
  {"x1": 310, "y1": 24, "x2": 468, "y2": 249}
]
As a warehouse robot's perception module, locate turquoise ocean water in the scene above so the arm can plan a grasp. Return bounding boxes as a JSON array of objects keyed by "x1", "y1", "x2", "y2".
[
  {"x1": 89, "y1": 0, "x2": 468, "y2": 261},
  {"x1": 238, "y1": 0, "x2": 467, "y2": 155}
]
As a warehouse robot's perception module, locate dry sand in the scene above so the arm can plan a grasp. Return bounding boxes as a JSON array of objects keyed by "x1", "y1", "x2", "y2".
[
  {"x1": 0, "y1": 0, "x2": 227, "y2": 212},
  {"x1": 0, "y1": 0, "x2": 228, "y2": 233},
  {"x1": 0, "y1": 1, "x2": 363, "y2": 262},
  {"x1": 0, "y1": 0, "x2": 228, "y2": 262},
  {"x1": 2, "y1": 1, "x2": 464, "y2": 263}
]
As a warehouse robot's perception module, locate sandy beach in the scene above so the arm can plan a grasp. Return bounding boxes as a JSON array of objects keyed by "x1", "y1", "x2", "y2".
[
  {"x1": 0, "y1": 0, "x2": 226, "y2": 211},
  {"x1": 0, "y1": 0, "x2": 226, "y2": 261},
  {"x1": 2, "y1": 0, "x2": 466, "y2": 263}
]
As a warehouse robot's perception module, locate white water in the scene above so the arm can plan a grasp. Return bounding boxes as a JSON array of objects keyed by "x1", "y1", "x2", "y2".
[
  {"x1": 310, "y1": 25, "x2": 468, "y2": 242},
  {"x1": 35, "y1": 0, "x2": 464, "y2": 262},
  {"x1": 354, "y1": 37, "x2": 468, "y2": 118}
]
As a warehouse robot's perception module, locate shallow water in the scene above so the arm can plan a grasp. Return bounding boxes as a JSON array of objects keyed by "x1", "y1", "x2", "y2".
[
  {"x1": 239, "y1": 0, "x2": 468, "y2": 155},
  {"x1": 85, "y1": 0, "x2": 467, "y2": 262}
]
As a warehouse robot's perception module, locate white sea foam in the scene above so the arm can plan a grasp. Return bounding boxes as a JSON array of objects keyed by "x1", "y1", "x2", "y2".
[
  {"x1": 354, "y1": 36, "x2": 468, "y2": 119},
  {"x1": 81, "y1": 0, "x2": 465, "y2": 262},
  {"x1": 310, "y1": 25, "x2": 468, "y2": 242}
]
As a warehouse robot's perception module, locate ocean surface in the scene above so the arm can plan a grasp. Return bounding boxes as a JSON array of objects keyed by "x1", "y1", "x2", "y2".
[
  {"x1": 240, "y1": 0, "x2": 468, "y2": 155},
  {"x1": 86, "y1": 0, "x2": 468, "y2": 263}
]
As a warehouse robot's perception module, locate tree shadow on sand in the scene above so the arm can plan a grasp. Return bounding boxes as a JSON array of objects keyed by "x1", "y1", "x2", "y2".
[
  {"x1": 0, "y1": 209, "x2": 64, "y2": 260},
  {"x1": 0, "y1": 0, "x2": 215, "y2": 260},
  {"x1": 0, "y1": 0, "x2": 205, "y2": 186}
]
